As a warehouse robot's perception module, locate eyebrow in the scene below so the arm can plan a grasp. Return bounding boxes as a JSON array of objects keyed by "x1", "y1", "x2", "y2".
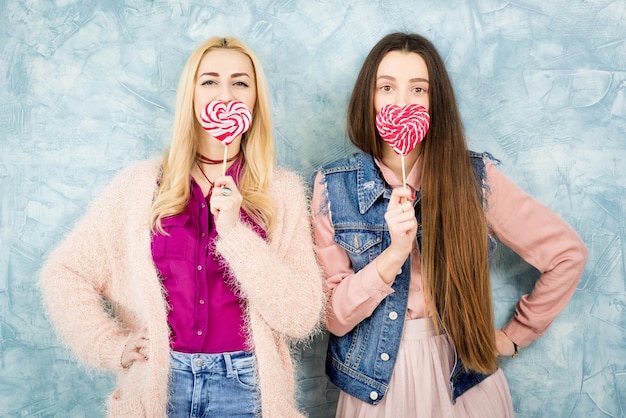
[
  {"x1": 199, "y1": 72, "x2": 252, "y2": 79},
  {"x1": 377, "y1": 75, "x2": 429, "y2": 83}
]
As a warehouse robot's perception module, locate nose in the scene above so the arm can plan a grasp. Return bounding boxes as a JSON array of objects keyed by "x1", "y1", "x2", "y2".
[
  {"x1": 396, "y1": 90, "x2": 409, "y2": 107},
  {"x1": 217, "y1": 84, "x2": 234, "y2": 103}
]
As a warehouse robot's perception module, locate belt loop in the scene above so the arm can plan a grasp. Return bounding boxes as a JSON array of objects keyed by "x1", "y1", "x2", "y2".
[{"x1": 224, "y1": 352, "x2": 234, "y2": 377}]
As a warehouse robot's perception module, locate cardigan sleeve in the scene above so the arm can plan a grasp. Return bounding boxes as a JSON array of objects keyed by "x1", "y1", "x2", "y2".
[
  {"x1": 215, "y1": 169, "x2": 324, "y2": 341},
  {"x1": 39, "y1": 168, "x2": 138, "y2": 372},
  {"x1": 486, "y1": 163, "x2": 588, "y2": 347}
]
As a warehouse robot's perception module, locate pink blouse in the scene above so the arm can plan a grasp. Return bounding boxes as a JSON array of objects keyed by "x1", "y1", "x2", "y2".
[{"x1": 311, "y1": 156, "x2": 588, "y2": 348}]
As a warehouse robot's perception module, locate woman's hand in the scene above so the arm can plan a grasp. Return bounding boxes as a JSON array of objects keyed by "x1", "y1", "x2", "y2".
[
  {"x1": 376, "y1": 187, "x2": 417, "y2": 284},
  {"x1": 210, "y1": 175, "x2": 242, "y2": 236},
  {"x1": 385, "y1": 187, "x2": 417, "y2": 258},
  {"x1": 121, "y1": 328, "x2": 149, "y2": 369},
  {"x1": 495, "y1": 329, "x2": 516, "y2": 357}
]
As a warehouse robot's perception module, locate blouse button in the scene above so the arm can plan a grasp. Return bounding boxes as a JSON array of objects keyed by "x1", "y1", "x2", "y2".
[
  {"x1": 201, "y1": 203, "x2": 206, "y2": 208},
  {"x1": 199, "y1": 299, "x2": 205, "y2": 305},
  {"x1": 197, "y1": 330, "x2": 203, "y2": 336},
  {"x1": 197, "y1": 265, "x2": 202, "y2": 271},
  {"x1": 380, "y1": 353, "x2": 390, "y2": 361},
  {"x1": 201, "y1": 232, "x2": 206, "y2": 238},
  {"x1": 388, "y1": 311, "x2": 398, "y2": 320},
  {"x1": 369, "y1": 391, "x2": 378, "y2": 401}
]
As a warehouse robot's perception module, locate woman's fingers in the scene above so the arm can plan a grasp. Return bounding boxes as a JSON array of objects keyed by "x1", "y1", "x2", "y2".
[
  {"x1": 388, "y1": 186, "x2": 413, "y2": 209},
  {"x1": 210, "y1": 176, "x2": 242, "y2": 236},
  {"x1": 385, "y1": 187, "x2": 417, "y2": 256},
  {"x1": 121, "y1": 330, "x2": 150, "y2": 368}
]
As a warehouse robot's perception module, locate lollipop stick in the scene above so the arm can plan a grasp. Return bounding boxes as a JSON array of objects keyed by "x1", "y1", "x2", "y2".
[
  {"x1": 222, "y1": 145, "x2": 228, "y2": 176},
  {"x1": 401, "y1": 154, "x2": 407, "y2": 189}
]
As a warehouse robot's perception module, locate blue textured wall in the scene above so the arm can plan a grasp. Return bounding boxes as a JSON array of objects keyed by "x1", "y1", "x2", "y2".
[{"x1": 1, "y1": 1, "x2": 624, "y2": 417}]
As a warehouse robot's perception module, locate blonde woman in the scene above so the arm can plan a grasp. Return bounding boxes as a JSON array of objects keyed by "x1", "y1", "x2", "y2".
[
  {"x1": 40, "y1": 36, "x2": 324, "y2": 417},
  {"x1": 311, "y1": 32, "x2": 587, "y2": 417}
]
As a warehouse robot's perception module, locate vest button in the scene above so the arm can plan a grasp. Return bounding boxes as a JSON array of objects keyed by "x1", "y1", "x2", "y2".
[
  {"x1": 380, "y1": 353, "x2": 390, "y2": 361},
  {"x1": 369, "y1": 391, "x2": 379, "y2": 401},
  {"x1": 388, "y1": 311, "x2": 398, "y2": 320}
]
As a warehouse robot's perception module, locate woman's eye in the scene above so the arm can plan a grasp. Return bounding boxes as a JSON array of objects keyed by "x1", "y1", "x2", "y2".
[
  {"x1": 234, "y1": 81, "x2": 249, "y2": 88},
  {"x1": 379, "y1": 85, "x2": 392, "y2": 92},
  {"x1": 201, "y1": 79, "x2": 217, "y2": 86}
]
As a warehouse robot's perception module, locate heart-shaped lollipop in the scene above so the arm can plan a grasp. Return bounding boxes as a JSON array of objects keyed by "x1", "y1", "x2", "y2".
[
  {"x1": 376, "y1": 104, "x2": 430, "y2": 155},
  {"x1": 200, "y1": 100, "x2": 252, "y2": 146}
]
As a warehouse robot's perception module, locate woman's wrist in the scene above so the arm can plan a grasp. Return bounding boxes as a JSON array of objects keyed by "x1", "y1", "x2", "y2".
[{"x1": 376, "y1": 248, "x2": 408, "y2": 284}]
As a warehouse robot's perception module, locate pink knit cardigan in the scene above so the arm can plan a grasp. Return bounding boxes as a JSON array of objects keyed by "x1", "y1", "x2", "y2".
[{"x1": 40, "y1": 159, "x2": 325, "y2": 417}]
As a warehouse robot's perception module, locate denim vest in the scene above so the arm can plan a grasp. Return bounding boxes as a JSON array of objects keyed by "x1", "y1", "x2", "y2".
[{"x1": 319, "y1": 151, "x2": 495, "y2": 405}]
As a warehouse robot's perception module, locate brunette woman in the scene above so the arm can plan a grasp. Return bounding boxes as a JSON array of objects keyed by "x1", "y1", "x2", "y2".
[{"x1": 311, "y1": 32, "x2": 587, "y2": 417}]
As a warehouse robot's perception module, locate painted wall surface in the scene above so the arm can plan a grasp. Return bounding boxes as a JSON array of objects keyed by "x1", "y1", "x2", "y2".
[{"x1": 1, "y1": 0, "x2": 624, "y2": 417}]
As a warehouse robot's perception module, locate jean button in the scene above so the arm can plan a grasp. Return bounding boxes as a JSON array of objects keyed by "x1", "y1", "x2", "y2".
[
  {"x1": 195, "y1": 358, "x2": 203, "y2": 368},
  {"x1": 369, "y1": 391, "x2": 378, "y2": 401},
  {"x1": 380, "y1": 353, "x2": 390, "y2": 361}
]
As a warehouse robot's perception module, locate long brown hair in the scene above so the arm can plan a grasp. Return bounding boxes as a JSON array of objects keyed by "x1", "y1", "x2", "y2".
[
  {"x1": 347, "y1": 33, "x2": 497, "y2": 374},
  {"x1": 150, "y1": 37, "x2": 276, "y2": 235}
]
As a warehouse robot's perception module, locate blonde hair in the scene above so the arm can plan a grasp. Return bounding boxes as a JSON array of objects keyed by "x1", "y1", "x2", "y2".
[{"x1": 150, "y1": 36, "x2": 276, "y2": 234}]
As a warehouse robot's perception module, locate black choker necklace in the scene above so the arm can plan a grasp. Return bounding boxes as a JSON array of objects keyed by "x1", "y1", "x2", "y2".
[{"x1": 196, "y1": 150, "x2": 241, "y2": 165}]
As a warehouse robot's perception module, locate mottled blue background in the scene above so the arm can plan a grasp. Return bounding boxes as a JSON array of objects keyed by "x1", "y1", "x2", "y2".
[{"x1": 1, "y1": 0, "x2": 624, "y2": 417}]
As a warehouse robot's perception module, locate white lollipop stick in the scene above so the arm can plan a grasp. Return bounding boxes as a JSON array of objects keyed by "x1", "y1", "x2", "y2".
[
  {"x1": 401, "y1": 154, "x2": 406, "y2": 190},
  {"x1": 222, "y1": 145, "x2": 229, "y2": 176}
]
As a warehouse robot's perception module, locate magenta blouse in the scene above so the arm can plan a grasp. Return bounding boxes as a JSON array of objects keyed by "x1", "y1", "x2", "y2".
[{"x1": 151, "y1": 160, "x2": 266, "y2": 354}]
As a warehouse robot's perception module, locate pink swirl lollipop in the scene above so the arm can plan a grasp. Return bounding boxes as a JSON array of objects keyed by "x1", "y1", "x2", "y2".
[
  {"x1": 200, "y1": 100, "x2": 252, "y2": 145},
  {"x1": 375, "y1": 104, "x2": 430, "y2": 155}
]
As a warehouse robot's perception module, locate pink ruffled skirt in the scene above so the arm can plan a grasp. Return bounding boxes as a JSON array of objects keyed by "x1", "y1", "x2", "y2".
[{"x1": 335, "y1": 318, "x2": 514, "y2": 418}]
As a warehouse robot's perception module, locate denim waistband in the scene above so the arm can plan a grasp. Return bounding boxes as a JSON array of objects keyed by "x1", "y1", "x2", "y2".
[{"x1": 170, "y1": 350, "x2": 254, "y2": 375}]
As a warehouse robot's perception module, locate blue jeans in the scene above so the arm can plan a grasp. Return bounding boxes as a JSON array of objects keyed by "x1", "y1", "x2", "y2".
[{"x1": 167, "y1": 350, "x2": 260, "y2": 418}]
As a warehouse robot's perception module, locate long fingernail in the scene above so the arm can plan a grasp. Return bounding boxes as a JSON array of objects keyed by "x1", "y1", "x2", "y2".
[{"x1": 411, "y1": 194, "x2": 415, "y2": 200}]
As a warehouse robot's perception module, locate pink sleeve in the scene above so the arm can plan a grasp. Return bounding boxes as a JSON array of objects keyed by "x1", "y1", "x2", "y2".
[
  {"x1": 486, "y1": 163, "x2": 588, "y2": 347},
  {"x1": 311, "y1": 172, "x2": 394, "y2": 337}
]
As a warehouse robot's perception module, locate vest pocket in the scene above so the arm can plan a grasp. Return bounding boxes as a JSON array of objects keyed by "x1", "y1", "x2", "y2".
[{"x1": 335, "y1": 230, "x2": 382, "y2": 254}]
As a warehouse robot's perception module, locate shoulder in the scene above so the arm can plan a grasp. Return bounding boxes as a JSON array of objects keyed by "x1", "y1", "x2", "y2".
[
  {"x1": 272, "y1": 166, "x2": 305, "y2": 184},
  {"x1": 103, "y1": 158, "x2": 163, "y2": 189},
  {"x1": 468, "y1": 150, "x2": 499, "y2": 163},
  {"x1": 112, "y1": 158, "x2": 162, "y2": 185},
  {"x1": 92, "y1": 158, "x2": 162, "y2": 211},
  {"x1": 270, "y1": 167, "x2": 308, "y2": 199},
  {"x1": 318, "y1": 152, "x2": 369, "y2": 174},
  {"x1": 468, "y1": 150, "x2": 500, "y2": 180}
]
